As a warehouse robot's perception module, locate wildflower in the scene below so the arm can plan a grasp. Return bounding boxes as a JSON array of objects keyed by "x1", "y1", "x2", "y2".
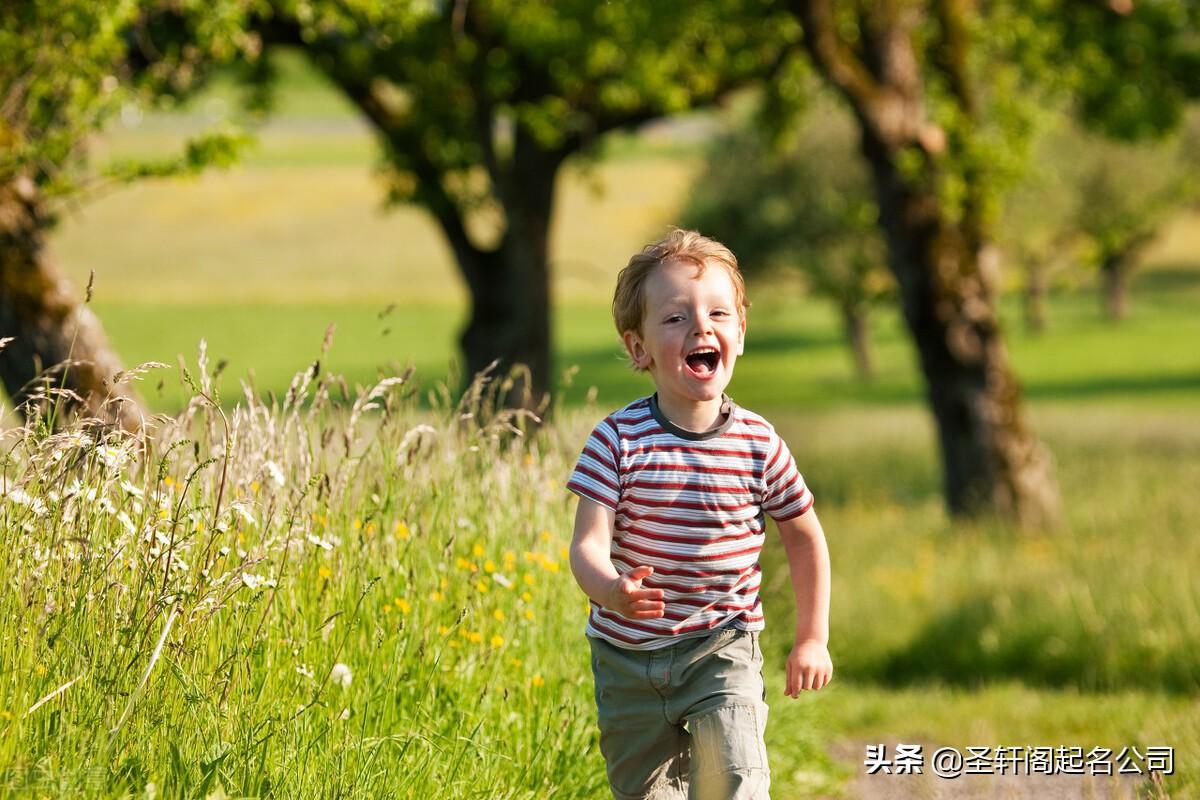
[
  {"x1": 531, "y1": 675, "x2": 544, "y2": 687},
  {"x1": 263, "y1": 461, "x2": 286, "y2": 488},
  {"x1": 318, "y1": 566, "x2": 332, "y2": 579},
  {"x1": 5, "y1": 488, "x2": 47, "y2": 516},
  {"x1": 240, "y1": 573, "x2": 276, "y2": 591},
  {"x1": 352, "y1": 518, "x2": 362, "y2": 531},
  {"x1": 541, "y1": 559, "x2": 560, "y2": 574},
  {"x1": 306, "y1": 532, "x2": 334, "y2": 551},
  {"x1": 523, "y1": 574, "x2": 535, "y2": 587},
  {"x1": 430, "y1": 591, "x2": 443, "y2": 602},
  {"x1": 502, "y1": 550, "x2": 516, "y2": 564},
  {"x1": 510, "y1": 658, "x2": 523, "y2": 668},
  {"x1": 521, "y1": 591, "x2": 533, "y2": 603},
  {"x1": 474, "y1": 579, "x2": 489, "y2": 594},
  {"x1": 395, "y1": 598, "x2": 411, "y2": 614},
  {"x1": 539, "y1": 530, "x2": 551, "y2": 542},
  {"x1": 163, "y1": 476, "x2": 175, "y2": 487},
  {"x1": 98, "y1": 444, "x2": 131, "y2": 470},
  {"x1": 467, "y1": 632, "x2": 483, "y2": 644},
  {"x1": 484, "y1": 559, "x2": 496, "y2": 573},
  {"x1": 296, "y1": 664, "x2": 314, "y2": 679},
  {"x1": 250, "y1": 480, "x2": 260, "y2": 494},
  {"x1": 524, "y1": 610, "x2": 535, "y2": 621},
  {"x1": 438, "y1": 625, "x2": 451, "y2": 636},
  {"x1": 120, "y1": 480, "x2": 145, "y2": 499},
  {"x1": 231, "y1": 502, "x2": 257, "y2": 527},
  {"x1": 472, "y1": 544, "x2": 484, "y2": 557},
  {"x1": 492, "y1": 609, "x2": 505, "y2": 622},
  {"x1": 330, "y1": 663, "x2": 353, "y2": 688},
  {"x1": 338, "y1": 707, "x2": 351, "y2": 721},
  {"x1": 491, "y1": 573, "x2": 513, "y2": 589},
  {"x1": 116, "y1": 511, "x2": 136, "y2": 535},
  {"x1": 490, "y1": 635, "x2": 504, "y2": 649},
  {"x1": 394, "y1": 521, "x2": 410, "y2": 540}
]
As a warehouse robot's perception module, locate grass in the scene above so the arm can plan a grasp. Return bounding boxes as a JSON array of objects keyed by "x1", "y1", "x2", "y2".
[{"x1": 2, "y1": 368, "x2": 1197, "y2": 798}]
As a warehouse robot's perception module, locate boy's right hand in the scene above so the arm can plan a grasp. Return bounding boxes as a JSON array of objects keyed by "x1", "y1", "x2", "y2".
[{"x1": 604, "y1": 566, "x2": 665, "y2": 620}]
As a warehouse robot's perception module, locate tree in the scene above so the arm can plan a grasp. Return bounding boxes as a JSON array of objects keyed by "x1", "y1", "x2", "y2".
[
  {"x1": 682, "y1": 96, "x2": 891, "y2": 379},
  {"x1": 0, "y1": 0, "x2": 249, "y2": 428},
  {"x1": 260, "y1": 0, "x2": 797, "y2": 409},
  {"x1": 788, "y1": 0, "x2": 1199, "y2": 525}
]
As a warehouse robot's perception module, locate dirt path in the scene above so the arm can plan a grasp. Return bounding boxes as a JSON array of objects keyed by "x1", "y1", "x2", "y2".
[{"x1": 830, "y1": 738, "x2": 1151, "y2": 800}]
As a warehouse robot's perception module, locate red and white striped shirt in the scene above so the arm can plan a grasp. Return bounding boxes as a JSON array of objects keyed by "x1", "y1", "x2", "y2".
[{"x1": 567, "y1": 393, "x2": 813, "y2": 650}]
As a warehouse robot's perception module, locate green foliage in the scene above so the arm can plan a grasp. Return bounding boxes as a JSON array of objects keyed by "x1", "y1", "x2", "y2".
[
  {"x1": 269, "y1": 0, "x2": 799, "y2": 228},
  {"x1": 0, "y1": 0, "x2": 259, "y2": 197},
  {"x1": 680, "y1": 95, "x2": 891, "y2": 315}
]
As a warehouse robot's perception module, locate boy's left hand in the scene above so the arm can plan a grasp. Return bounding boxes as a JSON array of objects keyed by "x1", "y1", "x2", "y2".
[{"x1": 784, "y1": 639, "x2": 832, "y2": 697}]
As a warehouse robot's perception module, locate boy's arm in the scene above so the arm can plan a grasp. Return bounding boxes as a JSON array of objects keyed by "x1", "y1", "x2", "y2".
[
  {"x1": 569, "y1": 497, "x2": 665, "y2": 620},
  {"x1": 777, "y1": 506, "x2": 833, "y2": 695}
]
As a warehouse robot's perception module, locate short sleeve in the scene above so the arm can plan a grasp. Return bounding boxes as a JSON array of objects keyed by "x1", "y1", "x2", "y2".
[
  {"x1": 761, "y1": 430, "x2": 814, "y2": 522},
  {"x1": 566, "y1": 418, "x2": 621, "y2": 511}
]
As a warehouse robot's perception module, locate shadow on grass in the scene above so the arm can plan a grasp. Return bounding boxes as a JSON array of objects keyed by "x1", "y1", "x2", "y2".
[{"x1": 864, "y1": 592, "x2": 1199, "y2": 695}]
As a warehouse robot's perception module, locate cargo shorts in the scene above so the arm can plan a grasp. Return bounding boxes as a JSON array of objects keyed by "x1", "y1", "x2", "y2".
[{"x1": 588, "y1": 625, "x2": 770, "y2": 800}]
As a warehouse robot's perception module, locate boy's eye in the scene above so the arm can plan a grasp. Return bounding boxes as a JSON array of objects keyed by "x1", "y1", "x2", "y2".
[{"x1": 664, "y1": 315, "x2": 683, "y2": 323}]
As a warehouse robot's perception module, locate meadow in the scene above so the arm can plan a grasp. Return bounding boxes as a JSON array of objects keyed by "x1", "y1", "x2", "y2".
[{"x1": 4, "y1": 49, "x2": 1197, "y2": 798}]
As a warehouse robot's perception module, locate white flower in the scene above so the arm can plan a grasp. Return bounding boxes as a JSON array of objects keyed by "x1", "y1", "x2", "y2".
[
  {"x1": 117, "y1": 511, "x2": 136, "y2": 535},
  {"x1": 295, "y1": 663, "x2": 314, "y2": 679},
  {"x1": 98, "y1": 444, "x2": 131, "y2": 470},
  {"x1": 329, "y1": 663, "x2": 352, "y2": 688},
  {"x1": 5, "y1": 488, "x2": 47, "y2": 516},
  {"x1": 306, "y1": 532, "x2": 333, "y2": 551},
  {"x1": 338, "y1": 707, "x2": 351, "y2": 721},
  {"x1": 492, "y1": 573, "x2": 513, "y2": 589},
  {"x1": 241, "y1": 573, "x2": 276, "y2": 591},
  {"x1": 120, "y1": 480, "x2": 145, "y2": 498},
  {"x1": 263, "y1": 461, "x2": 286, "y2": 488},
  {"x1": 230, "y1": 502, "x2": 257, "y2": 527}
]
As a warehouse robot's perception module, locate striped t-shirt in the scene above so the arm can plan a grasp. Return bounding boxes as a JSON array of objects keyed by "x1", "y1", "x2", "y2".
[{"x1": 567, "y1": 393, "x2": 813, "y2": 650}]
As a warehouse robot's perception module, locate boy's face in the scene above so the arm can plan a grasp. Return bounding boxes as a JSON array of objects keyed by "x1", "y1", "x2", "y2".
[{"x1": 622, "y1": 258, "x2": 745, "y2": 407}]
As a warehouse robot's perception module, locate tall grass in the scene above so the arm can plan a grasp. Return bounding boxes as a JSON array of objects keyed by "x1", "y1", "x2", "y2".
[{"x1": 1, "y1": 353, "x2": 611, "y2": 797}]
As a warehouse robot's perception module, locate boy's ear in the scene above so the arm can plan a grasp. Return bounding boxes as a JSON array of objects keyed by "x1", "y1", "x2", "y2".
[
  {"x1": 736, "y1": 315, "x2": 746, "y2": 357},
  {"x1": 622, "y1": 329, "x2": 651, "y2": 369}
]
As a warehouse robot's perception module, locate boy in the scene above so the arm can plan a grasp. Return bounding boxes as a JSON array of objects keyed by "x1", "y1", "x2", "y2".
[{"x1": 567, "y1": 229, "x2": 832, "y2": 800}]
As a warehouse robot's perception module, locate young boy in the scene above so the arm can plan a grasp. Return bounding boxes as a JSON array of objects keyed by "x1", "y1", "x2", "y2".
[{"x1": 567, "y1": 229, "x2": 832, "y2": 800}]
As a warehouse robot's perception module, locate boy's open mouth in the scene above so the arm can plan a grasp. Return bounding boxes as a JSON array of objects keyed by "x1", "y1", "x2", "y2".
[{"x1": 685, "y1": 347, "x2": 720, "y2": 377}]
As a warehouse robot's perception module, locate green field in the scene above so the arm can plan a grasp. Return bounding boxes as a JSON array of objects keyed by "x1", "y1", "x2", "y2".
[{"x1": 9, "y1": 48, "x2": 1198, "y2": 798}]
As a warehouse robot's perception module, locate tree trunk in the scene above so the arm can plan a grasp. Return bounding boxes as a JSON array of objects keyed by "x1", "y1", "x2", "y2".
[
  {"x1": 1024, "y1": 259, "x2": 1047, "y2": 334},
  {"x1": 797, "y1": 0, "x2": 1059, "y2": 526},
  {"x1": 453, "y1": 130, "x2": 558, "y2": 415},
  {"x1": 0, "y1": 177, "x2": 142, "y2": 430},
  {"x1": 1101, "y1": 252, "x2": 1129, "y2": 322},
  {"x1": 860, "y1": 136, "x2": 1059, "y2": 527},
  {"x1": 839, "y1": 301, "x2": 873, "y2": 380}
]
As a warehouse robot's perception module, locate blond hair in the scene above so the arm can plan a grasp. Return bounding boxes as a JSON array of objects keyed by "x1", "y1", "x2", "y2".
[{"x1": 612, "y1": 229, "x2": 749, "y2": 353}]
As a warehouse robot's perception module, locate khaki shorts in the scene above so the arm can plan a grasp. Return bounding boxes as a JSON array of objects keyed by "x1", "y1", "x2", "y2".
[{"x1": 588, "y1": 626, "x2": 770, "y2": 800}]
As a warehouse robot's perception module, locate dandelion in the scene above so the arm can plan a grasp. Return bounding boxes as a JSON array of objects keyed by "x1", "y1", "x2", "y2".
[
  {"x1": 465, "y1": 631, "x2": 483, "y2": 644},
  {"x1": 472, "y1": 544, "x2": 484, "y2": 557},
  {"x1": 484, "y1": 559, "x2": 496, "y2": 573},
  {"x1": 541, "y1": 559, "x2": 560, "y2": 574},
  {"x1": 263, "y1": 461, "x2": 286, "y2": 488},
  {"x1": 524, "y1": 610, "x2": 535, "y2": 621},
  {"x1": 523, "y1": 574, "x2": 535, "y2": 587},
  {"x1": 318, "y1": 566, "x2": 332, "y2": 579},
  {"x1": 510, "y1": 658, "x2": 523, "y2": 668},
  {"x1": 492, "y1": 609, "x2": 505, "y2": 622},
  {"x1": 330, "y1": 663, "x2": 353, "y2": 688},
  {"x1": 474, "y1": 579, "x2": 489, "y2": 594},
  {"x1": 521, "y1": 591, "x2": 533, "y2": 603},
  {"x1": 438, "y1": 625, "x2": 451, "y2": 636},
  {"x1": 352, "y1": 518, "x2": 362, "y2": 531},
  {"x1": 250, "y1": 480, "x2": 260, "y2": 494},
  {"x1": 503, "y1": 550, "x2": 516, "y2": 564},
  {"x1": 539, "y1": 530, "x2": 551, "y2": 542},
  {"x1": 394, "y1": 521, "x2": 410, "y2": 540},
  {"x1": 490, "y1": 635, "x2": 504, "y2": 649},
  {"x1": 395, "y1": 598, "x2": 411, "y2": 614},
  {"x1": 531, "y1": 675, "x2": 544, "y2": 687},
  {"x1": 430, "y1": 591, "x2": 443, "y2": 602}
]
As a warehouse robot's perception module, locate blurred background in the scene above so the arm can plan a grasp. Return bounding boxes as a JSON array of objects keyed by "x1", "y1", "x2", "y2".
[{"x1": 4, "y1": 1, "x2": 1199, "y2": 796}]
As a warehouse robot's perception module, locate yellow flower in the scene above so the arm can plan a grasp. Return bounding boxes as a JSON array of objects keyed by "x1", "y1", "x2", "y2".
[
  {"x1": 521, "y1": 591, "x2": 533, "y2": 603},
  {"x1": 394, "y1": 521, "x2": 410, "y2": 540},
  {"x1": 449, "y1": 640, "x2": 460, "y2": 649},
  {"x1": 503, "y1": 550, "x2": 516, "y2": 564},
  {"x1": 559, "y1": 546, "x2": 568, "y2": 560},
  {"x1": 440, "y1": 578, "x2": 448, "y2": 589},
  {"x1": 352, "y1": 518, "x2": 363, "y2": 531},
  {"x1": 467, "y1": 631, "x2": 483, "y2": 644},
  {"x1": 474, "y1": 580, "x2": 489, "y2": 594},
  {"x1": 250, "y1": 480, "x2": 260, "y2": 494},
  {"x1": 35, "y1": 664, "x2": 46, "y2": 676},
  {"x1": 530, "y1": 675, "x2": 544, "y2": 687},
  {"x1": 430, "y1": 591, "x2": 443, "y2": 602},
  {"x1": 539, "y1": 530, "x2": 551, "y2": 542},
  {"x1": 472, "y1": 544, "x2": 485, "y2": 557},
  {"x1": 541, "y1": 559, "x2": 560, "y2": 574},
  {"x1": 318, "y1": 566, "x2": 332, "y2": 579},
  {"x1": 524, "y1": 610, "x2": 535, "y2": 621},
  {"x1": 395, "y1": 598, "x2": 411, "y2": 614},
  {"x1": 523, "y1": 453, "x2": 534, "y2": 466},
  {"x1": 438, "y1": 625, "x2": 451, "y2": 636},
  {"x1": 510, "y1": 658, "x2": 523, "y2": 668},
  {"x1": 484, "y1": 559, "x2": 496, "y2": 573},
  {"x1": 163, "y1": 476, "x2": 175, "y2": 487},
  {"x1": 492, "y1": 609, "x2": 505, "y2": 621},
  {"x1": 523, "y1": 574, "x2": 535, "y2": 586},
  {"x1": 490, "y1": 635, "x2": 504, "y2": 649},
  {"x1": 455, "y1": 557, "x2": 476, "y2": 572},
  {"x1": 365, "y1": 522, "x2": 376, "y2": 535}
]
